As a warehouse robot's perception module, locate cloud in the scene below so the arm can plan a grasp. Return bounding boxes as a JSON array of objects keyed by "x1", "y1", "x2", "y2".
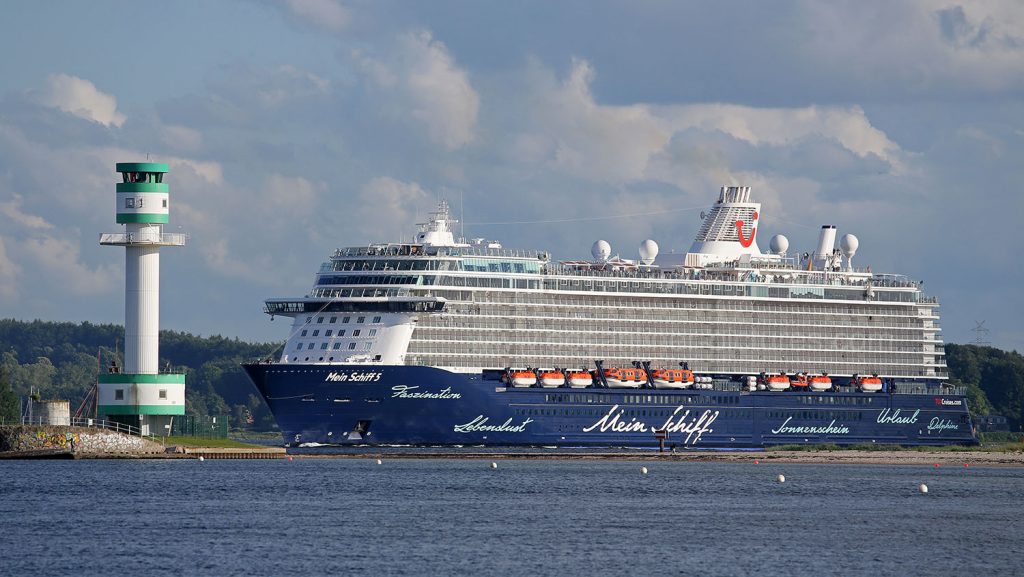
[
  {"x1": 0, "y1": 195, "x2": 53, "y2": 230},
  {"x1": 38, "y1": 74, "x2": 126, "y2": 128},
  {"x1": 355, "y1": 31, "x2": 480, "y2": 150},
  {"x1": 20, "y1": 235, "x2": 118, "y2": 296},
  {"x1": 283, "y1": 0, "x2": 351, "y2": 34},
  {"x1": 0, "y1": 236, "x2": 20, "y2": 300},
  {"x1": 352, "y1": 177, "x2": 430, "y2": 241},
  {"x1": 160, "y1": 124, "x2": 203, "y2": 153},
  {"x1": 511, "y1": 58, "x2": 905, "y2": 189}
]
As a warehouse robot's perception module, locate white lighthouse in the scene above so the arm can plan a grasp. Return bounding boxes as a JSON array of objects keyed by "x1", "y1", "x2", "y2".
[{"x1": 98, "y1": 162, "x2": 187, "y2": 436}]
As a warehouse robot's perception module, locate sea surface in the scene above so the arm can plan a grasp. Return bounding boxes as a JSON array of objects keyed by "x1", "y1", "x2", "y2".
[{"x1": 1, "y1": 458, "x2": 1021, "y2": 576}]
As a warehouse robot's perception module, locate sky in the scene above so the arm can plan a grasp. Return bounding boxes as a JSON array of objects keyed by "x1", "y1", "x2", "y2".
[{"x1": 0, "y1": 0, "x2": 1021, "y2": 351}]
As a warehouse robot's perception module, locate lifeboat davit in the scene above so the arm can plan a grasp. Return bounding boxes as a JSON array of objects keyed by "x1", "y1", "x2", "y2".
[
  {"x1": 763, "y1": 374, "x2": 790, "y2": 392},
  {"x1": 539, "y1": 370, "x2": 565, "y2": 388},
  {"x1": 604, "y1": 367, "x2": 646, "y2": 388},
  {"x1": 790, "y1": 373, "x2": 811, "y2": 389},
  {"x1": 651, "y1": 369, "x2": 695, "y2": 389},
  {"x1": 854, "y1": 374, "x2": 883, "y2": 393},
  {"x1": 567, "y1": 371, "x2": 593, "y2": 388},
  {"x1": 510, "y1": 370, "x2": 537, "y2": 387},
  {"x1": 809, "y1": 374, "x2": 832, "y2": 392}
]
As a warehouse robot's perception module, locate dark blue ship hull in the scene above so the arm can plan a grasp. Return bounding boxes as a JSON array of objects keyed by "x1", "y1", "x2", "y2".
[{"x1": 243, "y1": 364, "x2": 977, "y2": 448}]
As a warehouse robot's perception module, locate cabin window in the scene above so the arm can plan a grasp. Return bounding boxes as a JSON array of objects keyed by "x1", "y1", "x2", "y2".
[
  {"x1": 353, "y1": 330, "x2": 361, "y2": 337},
  {"x1": 342, "y1": 316, "x2": 351, "y2": 323},
  {"x1": 373, "y1": 316, "x2": 382, "y2": 323},
  {"x1": 320, "y1": 343, "x2": 328, "y2": 350},
  {"x1": 357, "y1": 316, "x2": 365, "y2": 323},
  {"x1": 338, "y1": 330, "x2": 346, "y2": 336},
  {"x1": 368, "y1": 329, "x2": 377, "y2": 337},
  {"x1": 301, "y1": 330, "x2": 308, "y2": 336},
  {"x1": 348, "y1": 343, "x2": 356, "y2": 350},
  {"x1": 295, "y1": 342, "x2": 302, "y2": 349},
  {"x1": 325, "y1": 330, "x2": 333, "y2": 337},
  {"x1": 307, "y1": 343, "x2": 315, "y2": 350},
  {"x1": 312, "y1": 330, "x2": 319, "y2": 337},
  {"x1": 363, "y1": 343, "x2": 372, "y2": 350},
  {"x1": 317, "y1": 317, "x2": 324, "y2": 324},
  {"x1": 333, "y1": 343, "x2": 341, "y2": 350},
  {"x1": 329, "y1": 316, "x2": 337, "y2": 323}
]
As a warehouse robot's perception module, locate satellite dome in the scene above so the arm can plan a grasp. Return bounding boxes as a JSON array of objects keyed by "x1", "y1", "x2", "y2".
[
  {"x1": 638, "y1": 239, "x2": 659, "y2": 265},
  {"x1": 591, "y1": 239, "x2": 611, "y2": 262},
  {"x1": 769, "y1": 234, "x2": 789, "y2": 255},
  {"x1": 839, "y1": 234, "x2": 859, "y2": 257}
]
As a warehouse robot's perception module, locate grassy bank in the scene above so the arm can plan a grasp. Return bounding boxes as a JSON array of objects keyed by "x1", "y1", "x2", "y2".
[{"x1": 161, "y1": 436, "x2": 266, "y2": 449}]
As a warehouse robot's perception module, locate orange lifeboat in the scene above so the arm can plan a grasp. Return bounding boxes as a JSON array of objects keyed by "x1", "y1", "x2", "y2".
[
  {"x1": 763, "y1": 374, "x2": 790, "y2": 391},
  {"x1": 539, "y1": 370, "x2": 565, "y2": 388},
  {"x1": 509, "y1": 370, "x2": 537, "y2": 387},
  {"x1": 604, "y1": 367, "x2": 646, "y2": 388},
  {"x1": 854, "y1": 374, "x2": 883, "y2": 393},
  {"x1": 567, "y1": 371, "x2": 593, "y2": 388},
  {"x1": 651, "y1": 369, "x2": 695, "y2": 389},
  {"x1": 809, "y1": 374, "x2": 832, "y2": 392}
]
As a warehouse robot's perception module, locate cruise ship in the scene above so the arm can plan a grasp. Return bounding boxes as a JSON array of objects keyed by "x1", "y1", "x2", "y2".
[{"x1": 243, "y1": 186, "x2": 975, "y2": 447}]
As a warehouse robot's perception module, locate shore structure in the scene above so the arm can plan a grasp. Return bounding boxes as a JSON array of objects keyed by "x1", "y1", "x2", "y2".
[{"x1": 98, "y1": 163, "x2": 187, "y2": 436}]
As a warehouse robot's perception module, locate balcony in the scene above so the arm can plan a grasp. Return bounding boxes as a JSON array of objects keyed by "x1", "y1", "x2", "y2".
[{"x1": 99, "y1": 232, "x2": 188, "y2": 247}]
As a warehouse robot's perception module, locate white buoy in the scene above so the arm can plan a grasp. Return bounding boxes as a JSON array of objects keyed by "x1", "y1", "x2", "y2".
[
  {"x1": 641, "y1": 466, "x2": 648, "y2": 475},
  {"x1": 376, "y1": 459, "x2": 382, "y2": 465},
  {"x1": 198, "y1": 456, "x2": 204, "y2": 462},
  {"x1": 490, "y1": 462, "x2": 498, "y2": 469},
  {"x1": 919, "y1": 484, "x2": 928, "y2": 494},
  {"x1": 777, "y1": 474, "x2": 785, "y2": 483}
]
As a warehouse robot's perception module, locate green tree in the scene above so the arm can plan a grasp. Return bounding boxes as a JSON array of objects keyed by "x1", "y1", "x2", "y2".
[{"x1": 0, "y1": 365, "x2": 20, "y2": 424}]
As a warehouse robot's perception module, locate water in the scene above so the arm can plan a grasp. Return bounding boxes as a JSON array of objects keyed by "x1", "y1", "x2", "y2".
[{"x1": 1, "y1": 459, "x2": 1021, "y2": 576}]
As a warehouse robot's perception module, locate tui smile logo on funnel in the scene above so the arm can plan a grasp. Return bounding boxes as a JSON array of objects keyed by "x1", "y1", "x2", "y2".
[{"x1": 734, "y1": 211, "x2": 758, "y2": 248}]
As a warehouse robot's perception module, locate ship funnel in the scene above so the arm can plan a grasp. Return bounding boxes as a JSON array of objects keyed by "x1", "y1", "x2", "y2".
[{"x1": 813, "y1": 225, "x2": 838, "y2": 270}]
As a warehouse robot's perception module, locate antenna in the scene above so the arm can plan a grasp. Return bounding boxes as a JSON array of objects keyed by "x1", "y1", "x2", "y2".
[{"x1": 972, "y1": 321, "x2": 991, "y2": 346}]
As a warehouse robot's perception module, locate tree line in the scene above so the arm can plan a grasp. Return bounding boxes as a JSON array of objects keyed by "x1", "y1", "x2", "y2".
[{"x1": 0, "y1": 319, "x2": 280, "y2": 429}]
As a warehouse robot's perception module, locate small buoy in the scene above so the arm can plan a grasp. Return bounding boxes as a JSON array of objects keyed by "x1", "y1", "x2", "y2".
[
  {"x1": 288, "y1": 456, "x2": 293, "y2": 462},
  {"x1": 641, "y1": 466, "x2": 648, "y2": 475},
  {"x1": 376, "y1": 459, "x2": 383, "y2": 465},
  {"x1": 919, "y1": 483, "x2": 929, "y2": 494},
  {"x1": 933, "y1": 463, "x2": 940, "y2": 468},
  {"x1": 777, "y1": 474, "x2": 785, "y2": 483},
  {"x1": 198, "y1": 456, "x2": 204, "y2": 462},
  {"x1": 754, "y1": 460, "x2": 760, "y2": 465},
  {"x1": 490, "y1": 462, "x2": 498, "y2": 469},
  {"x1": 964, "y1": 463, "x2": 969, "y2": 468}
]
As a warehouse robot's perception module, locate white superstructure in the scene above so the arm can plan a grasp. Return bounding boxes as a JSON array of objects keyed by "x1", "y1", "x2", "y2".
[{"x1": 264, "y1": 186, "x2": 945, "y2": 382}]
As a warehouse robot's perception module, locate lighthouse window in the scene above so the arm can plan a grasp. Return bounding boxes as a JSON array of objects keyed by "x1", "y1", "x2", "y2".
[
  {"x1": 162, "y1": 199, "x2": 168, "y2": 208},
  {"x1": 158, "y1": 389, "x2": 167, "y2": 400},
  {"x1": 115, "y1": 389, "x2": 124, "y2": 400},
  {"x1": 125, "y1": 198, "x2": 135, "y2": 208},
  {"x1": 348, "y1": 343, "x2": 357, "y2": 350}
]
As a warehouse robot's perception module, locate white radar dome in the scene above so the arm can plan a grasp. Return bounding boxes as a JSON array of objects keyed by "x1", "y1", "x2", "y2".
[
  {"x1": 839, "y1": 233, "x2": 859, "y2": 257},
  {"x1": 591, "y1": 239, "x2": 611, "y2": 262},
  {"x1": 769, "y1": 234, "x2": 789, "y2": 255},
  {"x1": 638, "y1": 239, "x2": 659, "y2": 265}
]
